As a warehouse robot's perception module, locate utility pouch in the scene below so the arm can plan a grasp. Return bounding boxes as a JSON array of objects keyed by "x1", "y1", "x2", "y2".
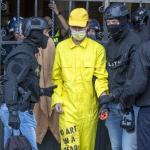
[{"x1": 120, "y1": 106, "x2": 135, "y2": 132}]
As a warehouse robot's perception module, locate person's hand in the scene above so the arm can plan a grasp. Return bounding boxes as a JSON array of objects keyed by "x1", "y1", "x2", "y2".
[
  {"x1": 8, "y1": 111, "x2": 20, "y2": 129},
  {"x1": 40, "y1": 85, "x2": 57, "y2": 97},
  {"x1": 99, "y1": 104, "x2": 109, "y2": 120},
  {"x1": 55, "y1": 103, "x2": 63, "y2": 113},
  {"x1": 99, "y1": 94, "x2": 114, "y2": 105},
  {"x1": 48, "y1": 2, "x2": 59, "y2": 15}
]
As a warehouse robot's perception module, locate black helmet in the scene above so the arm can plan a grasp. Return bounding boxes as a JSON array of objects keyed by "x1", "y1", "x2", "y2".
[
  {"x1": 7, "y1": 17, "x2": 24, "y2": 33},
  {"x1": 104, "y1": 3, "x2": 129, "y2": 19},
  {"x1": 88, "y1": 19, "x2": 101, "y2": 31},
  {"x1": 131, "y1": 7, "x2": 148, "y2": 25},
  {"x1": 23, "y1": 17, "x2": 49, "y2": 37}
]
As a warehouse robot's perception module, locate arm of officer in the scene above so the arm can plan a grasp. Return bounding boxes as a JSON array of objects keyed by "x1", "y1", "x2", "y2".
[
  {"x1": 51, "y1": 44, "x2": 63, "y2": 111},
  {"x1": 4, "y1": 57, "x2": 31, "y2": 111},
  {"x1": 94, "y1": 44, "x2": 109, "y2": 98},
  {"x1": 4, "y1": 57, "x2": 31, "y2": 129},
  {"x1": 119, "y1": 44, "x2": 149, "y2": 102},
  {"x1": 99, "y1": 45, "x2": 142, "y2": 105}
]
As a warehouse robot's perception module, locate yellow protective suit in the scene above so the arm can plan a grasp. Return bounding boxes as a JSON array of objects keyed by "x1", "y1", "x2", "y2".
[{"x1": 51, "y1": 37, "x2": 108, "y2": 150}]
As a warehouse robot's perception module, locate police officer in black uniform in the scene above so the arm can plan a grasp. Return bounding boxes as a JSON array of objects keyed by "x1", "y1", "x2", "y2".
[
  {"x1": 99, "y1": 3, "x2": 141, "y2": 150},
  {"x1": 100, "y1": 27, "x2": 150, "y2": 150},
  {"x1": 0, "y1": 17, "x2": 56, "y2": 150},
  {"x1": 123, "y1": 39, "x2": 150, "y2": 150},
  {"x1": 131, "y1": 7, "x2": 150, "y2": 42}
]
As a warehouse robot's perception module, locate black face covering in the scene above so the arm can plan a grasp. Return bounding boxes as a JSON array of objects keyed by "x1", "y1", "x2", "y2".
[
  {"x1": 107, "y1": 17, "x2": 129, "y2": 41},
  {"x1": 107, "y1": 25, "x2": 123, "y2": 40},
  {"x1": 28, "y1": 30, "x2": 49, "y2": 49}
]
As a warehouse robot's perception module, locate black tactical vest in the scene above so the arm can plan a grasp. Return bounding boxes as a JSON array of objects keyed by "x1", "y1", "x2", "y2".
[{"x1": 4, "y1": 43, "x2": 40, "y2": 103}]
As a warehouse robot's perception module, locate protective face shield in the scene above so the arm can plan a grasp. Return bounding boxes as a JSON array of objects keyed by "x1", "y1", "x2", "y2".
[{"x1": 70, "y1": 27, "x2": 87, "y2": 41}]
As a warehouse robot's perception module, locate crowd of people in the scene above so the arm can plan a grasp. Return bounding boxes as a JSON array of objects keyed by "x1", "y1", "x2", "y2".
[{"x1": 1, "y1": 2, "x2": 150, "y2": 150}]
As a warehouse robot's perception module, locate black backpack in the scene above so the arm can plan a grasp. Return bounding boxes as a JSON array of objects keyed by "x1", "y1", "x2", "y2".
[{"x1": 4, "y1": 131, "x2": 32, "y2": 150}]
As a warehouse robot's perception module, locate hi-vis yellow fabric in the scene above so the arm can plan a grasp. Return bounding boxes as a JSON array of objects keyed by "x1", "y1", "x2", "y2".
[{"x1": 51, "y1": 37, "x2": 108, "y2": 150}]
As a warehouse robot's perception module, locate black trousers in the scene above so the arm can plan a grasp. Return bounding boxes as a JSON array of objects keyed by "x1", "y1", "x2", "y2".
[
  {"x1": 95, "y1": 120, "x2": 111, "y2": 150},
  {"x1": 138, "y1": 107, "x2": 150, "y2": 150}
]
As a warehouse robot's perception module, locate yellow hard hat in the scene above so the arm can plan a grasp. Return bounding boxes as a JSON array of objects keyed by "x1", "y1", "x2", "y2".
[{"x1": 69, "y1": 8, "x2": 89, "y2": 27}]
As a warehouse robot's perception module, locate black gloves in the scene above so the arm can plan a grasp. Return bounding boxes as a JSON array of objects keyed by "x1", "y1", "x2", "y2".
[
  {"x1": 99, "y1": 104, "x2": 109, "y2": 120},
  {"x1": 99, "y1": 89, "x2": 122, "y2": 105},
  {"x1": 8, "y1": 111, "x2": 20, "y2": 129},
  {"x1": 99, "y1": 94, "x2": 115, "y2": 105},
  {"x1": 98, "y1": 93, "x2": 117, "y2": 120},
  {"x1": 40, "y1": 85, "x2": 57, "y2": 97}
]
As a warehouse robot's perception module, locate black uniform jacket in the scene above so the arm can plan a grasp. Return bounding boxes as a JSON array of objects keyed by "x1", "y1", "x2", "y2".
[{"x1": 3, "y1": 39, "x2": 40, "y2": 111}]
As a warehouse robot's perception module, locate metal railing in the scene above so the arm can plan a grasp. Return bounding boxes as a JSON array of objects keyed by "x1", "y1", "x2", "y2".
[
  {"x1": 0, "y1": 0, "x2": 39, "y2": 58},
  {"x1": 55, "y1": 0, "x2": 150, "y2": 3}
]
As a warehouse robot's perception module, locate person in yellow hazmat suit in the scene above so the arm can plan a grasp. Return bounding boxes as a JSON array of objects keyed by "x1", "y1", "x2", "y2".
[{"x1": 51, "y1": 8, "x2": 108, "y2": 150}]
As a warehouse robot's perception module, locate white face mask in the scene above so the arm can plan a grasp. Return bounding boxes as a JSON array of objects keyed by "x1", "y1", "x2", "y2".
[{"x1": 70, "y1": 28, "x2": 87, "y2": 41}]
